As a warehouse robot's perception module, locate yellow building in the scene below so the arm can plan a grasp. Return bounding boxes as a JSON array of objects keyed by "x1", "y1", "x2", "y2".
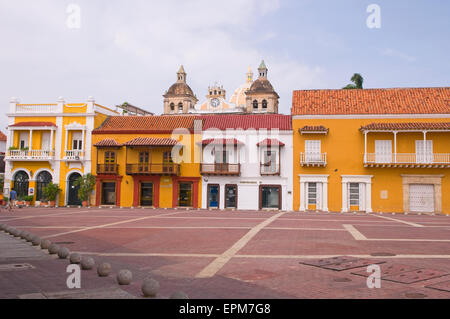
[
  {"x1": 92, "y1": 115, "x2": 202, "y2": 208},
  {"x1": 292, "y1": 87, "x2": 450, "y2": 214},
  {"x1": 4, "y1": 97, "x2": 117, "y2": 206}
]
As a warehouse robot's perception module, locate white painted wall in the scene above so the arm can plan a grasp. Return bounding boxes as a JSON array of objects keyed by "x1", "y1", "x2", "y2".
[{"x1": 200, "y1": 129, "x2": 293, "y2": 211}]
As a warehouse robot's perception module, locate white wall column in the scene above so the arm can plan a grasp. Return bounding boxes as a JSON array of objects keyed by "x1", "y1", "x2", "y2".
[
  {"x1": 322, "y1": 182, "x2": 328, "y2": 211},
  {"x1": 365, "y1": 182, "x2": 372, "y2": 213},
  {"x1": 65, "y1": 129, "x2": 69, "y2": 153},
  {"x1": 393, "y1": 131, "x2": 397, "y2": 163},
  {"x1": 299, "y1": 181, "x2": 306, "y2": 211},
  {"x1": 423, "y1": 130, "x2": 427, "y2": 162},
  {"x1": 364, "y1": 131, "x2": 368, "y2": 162},
  {"x1": 28, "y1": 129, "x2": 33, "y2": 151},
  {"x1": 341, "y1": 182, "x2": 348, "y2": 212}
]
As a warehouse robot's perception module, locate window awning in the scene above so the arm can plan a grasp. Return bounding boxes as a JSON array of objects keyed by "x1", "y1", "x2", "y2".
[
  {"x1": 256, "y1": 138, "x2": 285, "y2": 147},
  {"x1": 360, "y1": 122, "x2": 450, "y2": 132},
  {"x1": 124, "y1": 137, "x2": 178, "y2": 147},
  {"x1": 94, "y1": 138, "x2": 122, "y2": 148},
  {"x1": 199, "y1": 138, "x2": 244, "y2": 146},
  {"x1": 299, "y1": 126, "x2": 329, "y2": 134}
]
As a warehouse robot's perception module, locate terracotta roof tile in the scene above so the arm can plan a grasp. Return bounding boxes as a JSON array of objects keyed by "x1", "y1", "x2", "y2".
[
  {"x1": 200, "y1": 138, "x2": 244, "y2": 146},
  {"x1": 256, "y1": 138, "x2": 285, "y2": 146},
  {"x1": 299, "y1": 125, "x2": 329, "y2": 133},
  {"x1": 9, "y1": 122, "x2": 56, "y2": 127},
  {"x1": 124, "y1": 137, "x2": 178, "y2": 146},
  {"x1": 292, "y1": 87, "x2": 450, "y2": 115},
  {"x1": 0, "y1": 131, "x2": 6, "y2": 142},
  {"x1": 94, "y1": 138, "x2": 122, "y2": 147},
  {"x1": 93, "y1": 115, "x2": 198, "y2": 134},
  {"x1": 360, "y1": 122, "x2": 450, "y2": 131},
  {"x1": 201, "y1": 114, "x2": 292, "y2": 130}
]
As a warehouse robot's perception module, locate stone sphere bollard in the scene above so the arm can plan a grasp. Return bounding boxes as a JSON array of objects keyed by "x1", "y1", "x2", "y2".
[
  {"x1": 97, "y1": 263, "x2": 112, "y2": 277},
  {"x1": 0, "y1": 224, "x2": 5, "y2": 230},
  {"x1": 40, "y1": 239, "x2": 52, "y2": 250},
  {"x1": 170, "y1": 291, "x2": 189, "y2": 299},
  {"x1": 58, "y1": 247, "x2": 70, "y2": 259},
  {"x1": 69, "y1": 253, "x2": 82, "y2": 264},
  {"x1": 48, "y1": 243, "x2": 60, "y2": 255},
  {"x1": 141, "y1": 278, "x2": 160, "y2": 298},
  {"x1": 81, "y1": 257, "x2": 95, "y2": 270},
  {"x1": 117, "y1": 270, "x2": 132, "y2": 285},
  {"x1": 24, "y1": 232, "x2": 33, "y2": 242},
  {"x1": 12, "y1": 229, "x2": 21, "y2": 237},
  {"x1": 31, "y1": 236, "x2": 41, "y2": 246}
]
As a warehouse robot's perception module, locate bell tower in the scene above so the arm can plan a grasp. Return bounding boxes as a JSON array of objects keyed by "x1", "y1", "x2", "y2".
[{"x1": 163, "y1": 65, "x2": 198, "y2": 114}]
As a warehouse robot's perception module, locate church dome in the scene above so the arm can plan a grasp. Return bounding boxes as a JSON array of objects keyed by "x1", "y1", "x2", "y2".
[
  {"x1": 165, "y1": 82, "x2": 195, "y2": 97},
  {"x1": 230, "y1": 67, "x2": 254, "y2": 107},
  {"x1": 247, "y1": 78, "x2": 276, "y2": 94}
]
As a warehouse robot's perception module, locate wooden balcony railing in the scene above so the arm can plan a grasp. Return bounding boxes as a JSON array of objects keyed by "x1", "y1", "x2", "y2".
[
  {"x1": 97, "y1": 164, "x2": 119, "y2": 175},
  {"x1": 200, "y1": 163, "x2": 240, "y2": 175},
  {"x1": 300, "y1": 152, "x2": 327, "y2": 167},
  {"x1": 364, "y1": 153, "x2": 450, "y2": 167},
  {"x1": 126, "y1": 163, "x2": 180, "y2": 175},
  {"x1": 260, "y1": 163, "x2": 280, "y2": 175}
]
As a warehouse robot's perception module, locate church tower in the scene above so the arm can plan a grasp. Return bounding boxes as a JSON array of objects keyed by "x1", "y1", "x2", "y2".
[
  {"x1": 245, "y1": 60, "x2": 279, "y2": 113},
  {"x1": 163, "y1": 65, "x2": 198, "y2": 114}
]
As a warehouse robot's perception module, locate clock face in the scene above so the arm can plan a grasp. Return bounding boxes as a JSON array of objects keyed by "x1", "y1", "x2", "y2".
[{"x1": 211, "y1": 98, "x2": 220, "y2": 108}]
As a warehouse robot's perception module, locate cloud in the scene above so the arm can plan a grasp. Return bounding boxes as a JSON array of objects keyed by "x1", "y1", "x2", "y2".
[
  {"x1": 381, "y1": 48, "x2": 416, "y2": 62},
  {"x1": 0, "y1": 0, "x2": 325, "y2": 131}
]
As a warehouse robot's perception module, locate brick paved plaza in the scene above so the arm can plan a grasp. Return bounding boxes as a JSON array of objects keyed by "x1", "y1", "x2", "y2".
[{"x1": 1, "y1": 207, "x2": 450, "y2": 299}]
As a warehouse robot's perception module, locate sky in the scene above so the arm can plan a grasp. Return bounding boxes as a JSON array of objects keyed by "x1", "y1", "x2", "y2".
[{"x1": 0, "y1": 0, "x2": 449, "y2": 129}]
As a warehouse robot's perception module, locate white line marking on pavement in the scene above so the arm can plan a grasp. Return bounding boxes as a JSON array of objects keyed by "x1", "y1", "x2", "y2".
[
  {"x1": 41, "y1": 211, "x2": 186, "y2": 239},
  {"x1": 373, "y1": 214, "x2": 424, "y2": 227},
  {"x1": 0, "y1": 210, "x2": 91, "y2": 222},
  {"x1": 343, "y1": 224, "x2": 367, "y2": 240},
  {"x1": 195, "y1": 212, "x2": 285, "y2": 278}
]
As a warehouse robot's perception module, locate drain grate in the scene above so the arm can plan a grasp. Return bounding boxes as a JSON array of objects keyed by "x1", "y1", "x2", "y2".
[
  {"x1": 425, "y1": 280, "x2": 450, "y2": 292},
  {"x1": 54, "y1": 242, "x2": 75, "y2": 245},
  {"x1": 323, "y1": 259, "x2": 385, "y2": 271},
  {"x1": 370, "y1": 252, "x2": 396, "y2": 257},
  {"x1": 299, "y1": 256, "x2": 359, "y2": 268},
  {"x1": 384, "y1": 269, "x2": 448, "y2": 284},
  {"x1": 404, "y1": 292, "x2": 427, "y2": 299},
  {"x1": 0, "y1": 263, "x2": 35, "y2": 272},
  {"x1": 352, "y1": 263, "x2": 420, "y2": 278}
]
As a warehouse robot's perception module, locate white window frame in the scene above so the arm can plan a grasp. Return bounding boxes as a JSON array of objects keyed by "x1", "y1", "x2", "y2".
[
  {"x1": 415, "y1": 140, "x2": 433, "y2": 163},
  {"x1": 299, "y1": 175, "x2": 329, "y2": 211},
  {"x1": 375, "y1": 140, "x2": 392, "y2": 163},
  {"x1": 341, "y1": 175, "x2": 373, "y2": 213},
  {"x1": 305, "y1": 140, "x2": 321, "y2": 162}
]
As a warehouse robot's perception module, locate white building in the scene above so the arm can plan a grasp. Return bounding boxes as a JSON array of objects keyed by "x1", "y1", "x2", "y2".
[{"x1": 199, "y1": 114, "x2": 293, "y2": 211}]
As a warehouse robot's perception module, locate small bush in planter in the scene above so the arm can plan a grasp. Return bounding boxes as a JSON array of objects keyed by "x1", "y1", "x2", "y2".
[
  {"x1": 24, "y1": 195, "x2": 34, "y2": 206},
  {"x1": 42, "y1": 183, "x2": 61, "y2": 207},
  {"x1": 74, "y1": 174, "x2": 96, "y2": 207}
]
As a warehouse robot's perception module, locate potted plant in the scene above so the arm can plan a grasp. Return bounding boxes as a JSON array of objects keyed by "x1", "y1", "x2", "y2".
[
  {"x1": 74, "y1": 174, "x2": 96, "y2": 207},
  {"x1": 24, "y1": 195, "x2": 34, "y2": 207},
  {"x1": 17, "y1": 196, "x2": 25, "y2": 206},
  {"x1": 3, "y1": 197, "x2": 8, "y2": 207},
  {"x1": 42, "y1": 183, "x2": 61, "y2": 207}
]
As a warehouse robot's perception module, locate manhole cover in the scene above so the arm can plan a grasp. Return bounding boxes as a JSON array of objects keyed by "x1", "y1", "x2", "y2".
[
  {"x1": 323, "y1": 259, "x2": 385, "y2": 271},
  {"x1": 371, "y1": 252, "x2": 396, "y2": 257},
  {"x1": 0, "y1": 263, "x2": 35, "y2": 271},
  {"x1": 299, "y1": 256, "x2": 359, "y2": 268},
  {"x1": 55, "y1": 242, "x2": 75, "y2": 245},
  {"x1": 426, "y1": 280, "x2": 450, "y2": 292},
  {"x1": 333, "y1": 277, "x2": 352, "y2": 282},
  {"x1": 384, "y1": 269, "x2": 448, "y2": 284},
  {"x1": 404, "y1": 292, "x2": 427, "y2": 299},
  {"x1": 352, "y1": 264, "x2": 420, "y2": 278}
]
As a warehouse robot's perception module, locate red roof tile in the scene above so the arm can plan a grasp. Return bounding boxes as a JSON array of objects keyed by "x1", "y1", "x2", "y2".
[
  {"x1": 200, "y1": 138, "x2": 244, "y2": 146},
  {"x1": 93, "y1": 115, "x2": 198, "y2": 134},
  {"x1": 0, "y1": 131, "x2": 6, "y2": 142},
  {"x1": 94, "y1": 138, "x2": 122, "y2": 147},
  {"x1": 124, "y1": 137, "x2": 178, "y2": 146},
  {"x1": 9, "y1": 122, "x2": 56, "y2": 127},
  {"x1": 299, "y1": 126, "x2": 329, "y2": 133},
  {"x1": 360, "y1": 122, "x2": 450, "y2": 131},
  {"x1": 292, "y1": 87, "x2": 450, "y2": 115},
  {"x1": 256, "y1": 138, "x2": 285, "y2": 146},
  {"x1": 201, "y1": 114, "x2": 292, "y2": 131}
]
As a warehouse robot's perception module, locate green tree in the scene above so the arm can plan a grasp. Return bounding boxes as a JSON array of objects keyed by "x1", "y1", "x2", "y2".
[
  {"x1": 343, "y1": 73, "x2": 364, "y2": 89},
  {"x1": 42, "y1": 183, "x2": 61, "y2": 201},
  {"x1": 74, "y1": 174, "x2": 96, "y2": 203}
]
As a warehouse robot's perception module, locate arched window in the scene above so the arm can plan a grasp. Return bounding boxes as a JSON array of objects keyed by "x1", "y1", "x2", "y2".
[
  {"x1": 36, "y1": 171, "x2": 52, "y2": 201},
  {"x1": 262, "y1": 100, "x2": 268, "y2": 109},
  {"x1": 170, "y1": 103, "x2": 175, "y2": 111},
  {"x1": 13, "y1": 171, "x2": 29, "y2": 199},
  {"x1": 178, "y1": 102, "x2": 183, "y2": 112},
  {"x1": 253, "y1": 100, "x2": 258, "y2": 109}
]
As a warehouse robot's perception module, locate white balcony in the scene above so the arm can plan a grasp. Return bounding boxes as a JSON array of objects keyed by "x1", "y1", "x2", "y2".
[
  {"x1": 15, "y1": 104, "x2": 58, "y2": 113},
  {"x1": 364, "y1": 153, "x2": 450, "y2": 168},
  {"x1": 64, "y1": 150, "x2": 85, "y2": 161},
  {"x1": 300, "y1": 152, "x2": 327, "y2": 167},
  {"x1": 6, "y1": 149, "x2": 54, "y2": 161}
]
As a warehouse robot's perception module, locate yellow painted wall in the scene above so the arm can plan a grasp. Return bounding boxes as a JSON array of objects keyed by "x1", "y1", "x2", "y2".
[
  {"x1": 293, "y1": 117, "x2": 450, "y2": 214},
  {"x1": 92, "y1": 132, "x2": 202, "y2": 208}
]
